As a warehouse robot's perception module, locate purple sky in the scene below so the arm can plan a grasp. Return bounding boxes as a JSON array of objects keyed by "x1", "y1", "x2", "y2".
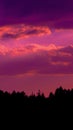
[
  {"x1": 0, "y1": 0, "x2": 73, "y2": 28},
  {"x1": 0, "y1": 0, "x2": 73, "y2": 96}
]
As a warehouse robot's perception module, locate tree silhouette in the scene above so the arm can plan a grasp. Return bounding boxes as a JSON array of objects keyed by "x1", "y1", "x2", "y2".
[{"x1": 0, "y1": 86, "x2": 72, "y2": 128}]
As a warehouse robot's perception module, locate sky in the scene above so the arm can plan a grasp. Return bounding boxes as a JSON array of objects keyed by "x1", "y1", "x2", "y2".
[{"x1": 0, "y1": 0, "x2": 73, "y2": 96}]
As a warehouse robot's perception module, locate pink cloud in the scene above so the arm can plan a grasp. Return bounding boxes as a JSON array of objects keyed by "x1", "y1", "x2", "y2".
[
  {"x1": 0, "y1": 24, "x2": 51, "y2": 40},
  {"x1": 0, "y1": 44, "x2": 72, "y2": 75},
  {"x1": 0, "y1": 43, "x2": 62, "y2": 56},
  {"x1": 1, "y1": 24, "x2": 73, "y2": 49}
]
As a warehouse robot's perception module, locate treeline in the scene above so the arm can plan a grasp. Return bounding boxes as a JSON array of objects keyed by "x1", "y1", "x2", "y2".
[
  {"x1": 0, "y1": 86, "x2": 73, "y2": 112},
  {"x1": 0, "y1": 86, "x2": 73, "y2": 128}
]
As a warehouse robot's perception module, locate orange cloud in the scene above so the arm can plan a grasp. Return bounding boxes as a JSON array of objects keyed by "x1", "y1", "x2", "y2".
[
  {"x1": 9, "y1": 44, "x2": 63, "y2": 57},
  {"x1": 0, "y1": 45, "x2": 9, "y2": 55},
  {"x1": 0, "y1": 24, "x2": 51, "y2": 40},
  {"x1": 0, "y1": 43, "x2": 69, "y2": 57}
]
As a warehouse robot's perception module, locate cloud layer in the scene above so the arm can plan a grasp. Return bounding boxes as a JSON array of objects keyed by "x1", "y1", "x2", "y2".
[
  {"x1": 1, "y1": 24, "x2": 73, "y2": 48},
  {"x1": 0, "y1": 44, "x2": 73, "y2": 75}
]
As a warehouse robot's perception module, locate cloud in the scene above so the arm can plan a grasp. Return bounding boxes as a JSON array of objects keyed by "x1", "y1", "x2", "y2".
[
  {"x1": 1, "y1": 24, "x2": 73, "y2": 48},
  {"x1": 0, "y1": 44, "x2": 73, "y2": 75},
  {"x1": 0, "y1": 24, "x2": 51, "y2": 40},
  {"x1": 0, "y1": 43, "x2": 62, "y2": 56},
  {"x1": 0, "y1": 45, "x2": 9, "y2": 55},
  {"x1": 51, "y1": 61, "x2": 70, "y2": 66}
]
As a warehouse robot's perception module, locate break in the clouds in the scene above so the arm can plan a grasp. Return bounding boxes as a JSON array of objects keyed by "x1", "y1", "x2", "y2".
[
  {"x1": 0, "y1": 43, "x2": 73, "y2": 75},
  {"x1": 0, "y1": 0, "x2": 73, "y2": 28}
]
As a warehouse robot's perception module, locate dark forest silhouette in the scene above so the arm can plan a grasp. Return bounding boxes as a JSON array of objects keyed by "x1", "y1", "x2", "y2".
[{"x1": 0, "y1": 86, "x2": 73, "y2": 128}]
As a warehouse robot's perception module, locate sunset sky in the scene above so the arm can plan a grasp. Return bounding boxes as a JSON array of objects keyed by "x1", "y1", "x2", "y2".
[{"x1": 0, "y1": 0, "x2": 73, "y2": 96}]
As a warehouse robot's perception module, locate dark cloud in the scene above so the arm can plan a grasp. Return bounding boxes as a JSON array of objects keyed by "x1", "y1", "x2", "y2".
[
  {"x1": 2, "y1": 33, "x2": 16, "y2": 39},
  {"x1": 0, "y1": 0, "x2": 73, "y2": 28}
]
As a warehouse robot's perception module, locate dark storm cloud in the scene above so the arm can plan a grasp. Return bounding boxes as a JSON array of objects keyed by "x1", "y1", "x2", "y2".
[{"x1": 1, "y1": 0, "x2": 73, "y2": 28}]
